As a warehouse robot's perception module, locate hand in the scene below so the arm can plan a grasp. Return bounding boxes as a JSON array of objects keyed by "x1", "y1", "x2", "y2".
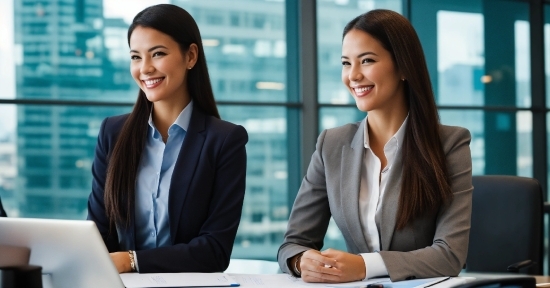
[
  {"x1": 110, "y1": 252, "x2": 132, "y2": 273},
  {"x1": 320, "y1": 248, "x2": 366, "y2": 283},
  {"x1": 298, "y1": 249, "x2": 341, "y2": 283}
]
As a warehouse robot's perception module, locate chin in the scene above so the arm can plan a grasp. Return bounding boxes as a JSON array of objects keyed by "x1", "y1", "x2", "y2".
[
  {"x1": 354, "y1": 101, "x2": 371, "y2": 113},
  {"x1": 145, "y1": 94, "x2": 164, "y2": 103}
]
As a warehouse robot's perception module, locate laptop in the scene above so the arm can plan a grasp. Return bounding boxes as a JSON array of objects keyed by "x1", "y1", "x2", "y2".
[{"x1": 0, "y1": 217, "x2": 125, "y2": 288}]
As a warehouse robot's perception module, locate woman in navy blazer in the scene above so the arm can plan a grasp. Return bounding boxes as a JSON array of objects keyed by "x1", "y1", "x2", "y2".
[{"x1": 87, "y1": 4, "x2": 247, "y2": 274}]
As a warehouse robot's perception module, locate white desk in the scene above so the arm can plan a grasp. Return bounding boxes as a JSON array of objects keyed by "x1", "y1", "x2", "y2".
[{"x1": 39, "y1": 261, "x2": 550, "y2": 288}]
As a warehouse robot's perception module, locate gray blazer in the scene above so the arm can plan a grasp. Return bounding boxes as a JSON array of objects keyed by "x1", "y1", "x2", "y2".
[{"x1": 277, "y1": 119, "x2": 473, "y2": 281}]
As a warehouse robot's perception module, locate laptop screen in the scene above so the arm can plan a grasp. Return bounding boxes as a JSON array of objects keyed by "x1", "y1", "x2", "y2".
[{"x1": 0, "y1": 218, "x2": 125, "y2": 288}]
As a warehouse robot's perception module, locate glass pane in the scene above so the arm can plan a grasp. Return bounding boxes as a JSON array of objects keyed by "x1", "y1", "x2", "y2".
[
  {"x1": 546, "y1": 5, "x2": 550, "y2": 201},
  {"x1": 9, "y1": 105, "x2": 132, "y2": 218},
  {"x1": 317, "y1": 0, "x2": 402, "y2": 104},
  {"x1": 319, "y1": 107, "x2": 365, "y2": 133},
  {"x1": 412, "y1": 0, "x2": 530, "y2": 107},
  {"x1": 12, "y1": 1, "x2": 136, "y2": 102},
  {"x1": 178, "y1": 0, "x2": 287, "y2": 103},
  {"x1": 8, "y1": 0, "x2": 286, "y2": 103},
  {"x1": 440, "y1": 109, "x2": 532, "y2": 177},
  {"x1": 0, "y1": 104, "x2": 17, "y2": 216},
  {"x1": 219, "y1": 106, "x2": 288, "y2": 260},
  {"x1": 0, "y1": 1, "x2": 14, "y2": 100},
  {"x1": 546, "y1": 5, "x2": 550, "y2": 107}
]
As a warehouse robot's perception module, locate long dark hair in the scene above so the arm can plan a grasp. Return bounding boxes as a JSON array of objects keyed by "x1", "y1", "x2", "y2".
[
  {"x1": 344, "y1": 9, "x2": 452, "y2": 229},
  {"x1": 104, "y1": 4, "x2": 220, "y2": 228}
]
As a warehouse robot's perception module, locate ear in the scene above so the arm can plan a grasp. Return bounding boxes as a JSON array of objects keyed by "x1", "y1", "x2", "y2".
[{"x1": 186, "y1": 43, "x2": 199, "y2": 69}]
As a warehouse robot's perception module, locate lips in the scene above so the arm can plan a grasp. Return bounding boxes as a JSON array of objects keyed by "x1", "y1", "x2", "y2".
[
  {"x1": 352, "y1": 85, "x2": 373, "y2": 97},
  {"x1": 143, "y1": 77, "x2": 164, "y2": 88}
]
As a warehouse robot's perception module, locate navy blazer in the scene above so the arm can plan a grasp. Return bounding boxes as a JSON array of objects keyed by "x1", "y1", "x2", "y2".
[{"x1": 87, "y1": 107, "x2": 248, "y2": 273}]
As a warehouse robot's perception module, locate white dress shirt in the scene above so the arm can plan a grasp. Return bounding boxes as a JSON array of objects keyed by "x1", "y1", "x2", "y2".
[{"x1": 359, "y1": 115, "x2": 408, "y2": 279}]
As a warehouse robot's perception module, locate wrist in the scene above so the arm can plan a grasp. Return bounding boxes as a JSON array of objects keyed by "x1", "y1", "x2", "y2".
[
  {"x1": 292, "y1": 252, "x2": 304, "y2": 277},
  {"x1": 128, "y1": 250, "x2": 136, "y2": 272},
  {"x1": 357, "y1": 254, "x2": 366, "y2": 280}
]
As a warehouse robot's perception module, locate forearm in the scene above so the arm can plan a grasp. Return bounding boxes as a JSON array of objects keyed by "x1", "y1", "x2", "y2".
[
  {"x1": 380, "y1": 243, "x2": 464, "y2": 281},
  {"x1": 136, "y1": 237, "x2": 232, "y2": 272}
]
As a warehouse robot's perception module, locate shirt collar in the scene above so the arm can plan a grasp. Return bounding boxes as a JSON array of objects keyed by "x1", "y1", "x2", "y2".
[
  {"x1": 147, "y1": 100, "x2": 194, "y2": 139},
  {"x1": 363, "y1": 114, "x2": 409, "y2": 150}
]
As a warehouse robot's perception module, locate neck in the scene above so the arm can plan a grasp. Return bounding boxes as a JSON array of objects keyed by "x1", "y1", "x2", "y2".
[
  {"x1": 152, "y1": 97, "x2": 191, "y2": 140},
  {"x1": 367, "y1": 108, "x2": 408, "y2": 147}
]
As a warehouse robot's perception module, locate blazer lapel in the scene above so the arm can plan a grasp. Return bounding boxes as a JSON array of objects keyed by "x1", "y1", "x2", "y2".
[
  {"x1": 340, "y1": 119, "x2": 371, "y2": 252},
  {"x1": 378, "y1": 154, "x2": 403, "y2": 251},
  {"x1": 168, "y1": 108, "x2": 206, "y2": 243}
]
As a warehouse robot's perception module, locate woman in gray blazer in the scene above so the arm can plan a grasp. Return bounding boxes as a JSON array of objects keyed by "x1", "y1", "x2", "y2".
[{"x1": 278, "y1": 9, "x2": 472, "y2": 283}]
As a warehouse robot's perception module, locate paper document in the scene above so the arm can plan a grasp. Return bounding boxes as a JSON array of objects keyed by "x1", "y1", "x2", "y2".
[
  {"x1": 231, "y1": 274, "x2": 316, "y2": 287},
  {"x1": 226, "y1": 274, "x2": 475, "y2": 288},
  {"x1": 120, "y1": 272, "x2": 239, "y2": 287},
  {"x1": 325, "y1": 276, "x2": 475, "y2": 288}
]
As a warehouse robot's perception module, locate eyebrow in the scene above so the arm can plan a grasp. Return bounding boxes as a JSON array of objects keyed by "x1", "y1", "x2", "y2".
[
  {"x1": 129, "y1": 45, "x2": 168, "y2": 54},
  {"x1": 341, "y1": 52, "x2": 377, "y2": 59}
]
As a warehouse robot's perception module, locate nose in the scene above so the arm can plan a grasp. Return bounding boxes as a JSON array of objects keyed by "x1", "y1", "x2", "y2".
[
  {"x1": 140, "y1": 58, "x2": 155, "y2": 75},
  {"x1": 348, "y1": 64, "x2": 362, "y2": 82}
]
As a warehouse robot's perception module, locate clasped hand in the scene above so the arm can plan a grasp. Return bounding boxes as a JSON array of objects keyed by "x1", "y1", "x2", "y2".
[{"x1": 300, "y1": 248, "x2": 366, "y2": 283}]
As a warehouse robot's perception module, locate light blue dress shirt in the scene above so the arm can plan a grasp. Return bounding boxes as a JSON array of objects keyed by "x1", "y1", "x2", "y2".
[{"x1": 134, "y1": 101, "x2": 193, "y2": 251}]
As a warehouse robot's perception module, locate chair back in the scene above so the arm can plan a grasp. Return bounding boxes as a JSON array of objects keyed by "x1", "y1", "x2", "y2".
[{"x1": 466, "y1": 175, "x2": 543, "y2": 275}]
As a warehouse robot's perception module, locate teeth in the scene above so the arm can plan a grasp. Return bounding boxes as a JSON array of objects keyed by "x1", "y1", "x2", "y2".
[
  {"x1": 144, "y1": 78, "x2": 162, "y2": 86},
  {"x1": 354, "y1": 86, "x2": 372, "y2": 93}
]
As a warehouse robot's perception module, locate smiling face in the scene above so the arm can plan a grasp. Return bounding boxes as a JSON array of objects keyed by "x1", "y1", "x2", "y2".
[
  {"x1": 341, "y1": 29, "x2": 405, "y2": 113},
  {"x1": 129, "y1": 26, "x2": 197, "y2": 106}
]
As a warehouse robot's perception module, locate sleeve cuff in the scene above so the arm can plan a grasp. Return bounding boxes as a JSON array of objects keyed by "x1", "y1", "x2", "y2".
[
  {"x1": 360, "y1": 252, "x2": 388, "y2": 280},
  {"x1": 133, "y1": 251, "x2": 140, "y2": 272}
]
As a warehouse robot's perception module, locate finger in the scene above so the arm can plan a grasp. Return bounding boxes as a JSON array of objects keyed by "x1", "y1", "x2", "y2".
[
  {"x1": 302, "y1": 250, "x2": 325, "y2": 262},
  {"x1": 302, "y1": 261, "x2": 342, "y2": 276},
  {"x1": 302, "y1": 258, "x2": 338, "y2": 271},
  {"x1": 303, "y1": 252, "x2": 338, "y2": 267},
  {"x1": 301, "y1": 269, "x2": 342, "y2": 283},
  {"x1": 320, "y1": 248, "x2": 341, "y2": 257}
]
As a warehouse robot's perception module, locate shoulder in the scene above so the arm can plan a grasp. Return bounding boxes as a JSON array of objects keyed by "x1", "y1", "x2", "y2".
[
  {"x1": 207, "y1": 116, "x2": 246, "y2": 133},
  {"x1": 202, "y1": 114, "x2": 249, "y2": 144},
  {"x1": 317, "y1": 121, "x2": 362, "y2": 151},
  {"x1": 323, "y1": 121, "x2": 361, "y2": 142},
  {"x1": 438, "y1": 124, "x2": 471, "y2": 153}
]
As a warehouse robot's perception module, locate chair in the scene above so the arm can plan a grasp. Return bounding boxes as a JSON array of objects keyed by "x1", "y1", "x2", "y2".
[
  {"x1": 0, "y1": 196, "x2": 6, "y2": 217},
  {"x1": 465, "y1": 175, "x2": 543, "y2": 275}
]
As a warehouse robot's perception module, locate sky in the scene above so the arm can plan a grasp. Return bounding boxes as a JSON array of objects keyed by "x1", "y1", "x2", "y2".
[{"x1": 104, "y1": 0, "x2": 169, "y2": 24}]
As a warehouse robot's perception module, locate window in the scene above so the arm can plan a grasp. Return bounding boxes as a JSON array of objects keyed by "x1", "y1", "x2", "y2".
[
  {"x1": 412, "y1": 0, "x2": 531, "y2": 176},
  {"x1": 1, "y1": 0, "x2": 289, "y2": 261}
]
